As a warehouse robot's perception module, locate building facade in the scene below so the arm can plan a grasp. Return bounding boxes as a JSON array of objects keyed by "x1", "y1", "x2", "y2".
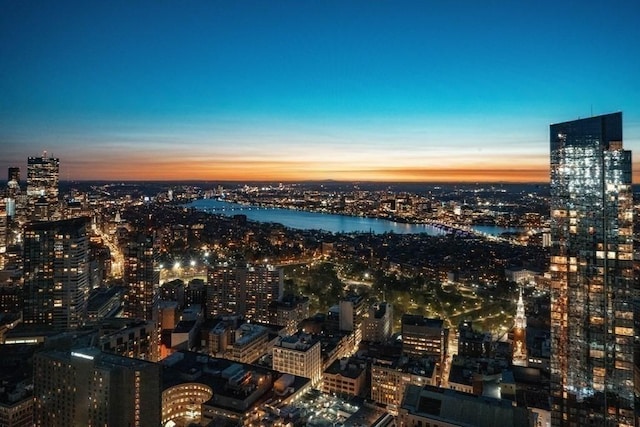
[
  {"x1": 124, "y1": 233, "x2": 160, "y2": 321},
  {"x1": 401, "y1": 315, "x2": 447, "y2": 362},
  {"x1": 549, "y1": 112, "x2": 634, "y2": 426},
  {"x1": 22, "y1": 218, "x2": 90, "y2": 329},
  {"x1": 33, "y1": 348, "x2": 161, "y2": 427},
  {"x1": 272, "y1": 334, "x2": 322, "y2": 384},
  {"x1": 363, "y1": 301, "x2": 393, "y2": 343},
  {"x1": 26, "y1": 153, "x2": 59, "y2": 221},
  {"x1": 207, "y1": 263, "x2": 283, "y2": 322}
]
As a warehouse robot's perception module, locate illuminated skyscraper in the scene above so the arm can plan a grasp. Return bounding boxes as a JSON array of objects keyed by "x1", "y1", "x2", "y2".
[
  {"x1": 124, "y1": 233, "x2": 160, "y2": 321},
  {"x1": 549, "y1": 112, "x2": 634, "y2": 426},
  {"x1": 22, "y1": 217, "x2": 91, "y2": 329},
  {"x1": 26, "y1": 153, "x2": 59, "y2": 220}
]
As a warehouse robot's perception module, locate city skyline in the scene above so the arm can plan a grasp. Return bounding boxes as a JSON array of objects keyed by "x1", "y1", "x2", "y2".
[{"x1": 1, "y1": 1, "x2": 640, "y2": 182}]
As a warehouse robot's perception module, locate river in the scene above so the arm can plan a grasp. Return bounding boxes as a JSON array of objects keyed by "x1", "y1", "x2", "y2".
[{"x1": 187, "y1": 199, "x2": 521, "y2": 236}]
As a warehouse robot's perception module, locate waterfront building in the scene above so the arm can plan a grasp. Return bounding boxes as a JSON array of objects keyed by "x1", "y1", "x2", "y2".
[
  {"x1": 33, "y1": 348, "x2": 161, "y2": 427},
  {"x1": 549, "y1": 112, "x2": 634, "y2": 426},
  {"x1": 124, "y1": 233, "x2": 160, "y2": 321},
  {"x1": 22, "y1": 217, "x2": 90, "y2": 329}
]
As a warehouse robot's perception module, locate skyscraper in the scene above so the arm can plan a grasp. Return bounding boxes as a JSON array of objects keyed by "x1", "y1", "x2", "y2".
[
  {"x1": 549, "y1": 112, "x2": 634, "y2": 426},
  {"x1": 124, "y1": 233, "x2": 160, "y2": 321},
  {"x1": 22, "y1": 217, "x2": 91, "y2": 329},
  {"x1": 26, "y1": 153, "x2": 59, "y2": 221},
  {"x1": 34, "y1": 348, "x2": 161, "y2": 427},
  {"x1": 7, "y1": 167, "x2": 20, "y2": 184}
]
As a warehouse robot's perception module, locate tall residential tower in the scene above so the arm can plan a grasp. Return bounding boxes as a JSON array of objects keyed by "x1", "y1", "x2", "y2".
[
  {"x1": 549, "y1": 112, "x2": 634, "y2": 426},
  {"x1": 22, "y1": 217, "x2": 91, "y2": 329}
]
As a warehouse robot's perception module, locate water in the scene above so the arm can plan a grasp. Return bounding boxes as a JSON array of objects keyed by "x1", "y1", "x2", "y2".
[{"x1": 187, "y1": 199, "x2": 520, "y2": 236}]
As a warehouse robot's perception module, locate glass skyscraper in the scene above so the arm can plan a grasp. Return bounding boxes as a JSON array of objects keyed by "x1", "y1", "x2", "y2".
[{"x1": 549, "y1": 112, "x2": 635, "y2": 426}]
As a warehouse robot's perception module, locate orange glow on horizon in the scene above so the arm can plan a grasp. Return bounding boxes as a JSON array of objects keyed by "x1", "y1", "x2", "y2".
[
  {"x1": 60, "y1": 154, "x2": 640, "y2": 183},
  {"x1": 63, "y1": 158, "x2": 553, "y2": 182}
]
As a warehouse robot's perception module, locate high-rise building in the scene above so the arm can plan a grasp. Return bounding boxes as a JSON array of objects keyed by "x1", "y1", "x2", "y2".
[
  {"x1": 206, "y1": 263, "x2": 244, "y2": 317},
  {"x1": 206, "y1": 263, "x2": 282, "y2": 321},
  {"x1": 245, "y1": 265, "x2": 283, "y2": 322},
  {"x1": 22, "y1": 217, "x2": 90, "y2": 329},
  {"x1": 549, "y1": 112, "x2": 634, "y2": 426},
  {"x1": 7, "y1": 167, "x2": 20, "y2": 184},
  {"x1": 26, "y1": 153, "x2": 59, "y2": 220},
  {"x1": 33, "y1": 348, "x2": 161, "y2": 427},
  {"x1": 124, "y1": 233, "x2": 159, "y2": 321}
]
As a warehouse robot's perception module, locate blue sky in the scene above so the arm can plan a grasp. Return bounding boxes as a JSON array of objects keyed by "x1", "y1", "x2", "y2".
[{"x1": 1, "y1": 0, "x2": 639, "y2": 181}]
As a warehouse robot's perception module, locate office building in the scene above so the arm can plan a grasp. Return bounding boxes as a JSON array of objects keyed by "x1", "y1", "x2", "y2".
[
  {"x1": 363, "y1": 301, "x2": 393, "y2": 342},
  {"x1": 124, "y1": 233, "x2": 160, "y2": 321},
  {"x1": 549, "y1": 112, "x2": 634, "y2": 426},
  {"x1": 401, "y1": 314, "x2": 448, "y2": 362},
  {"x1": 22, "y1": 217, "x2": 90, "y2": 329},
  {"x1": 272, "y1": 333, "x2": 322, "y2": 384},
  {"x1": 371, "y1": 357, "x2": 438, "y2": 410},
  {"x1": 26, "y1": 153, "x2": 59, "y2": 220},
  {"x1": 322, "y1": 358, "x2": 366, "y2": 397},
  {"x1": 269, "y1": 294, "x2": 310, "y2": 335},
  {"x1": 33, "y1": 348, "x2": 161, "y2": 427}
]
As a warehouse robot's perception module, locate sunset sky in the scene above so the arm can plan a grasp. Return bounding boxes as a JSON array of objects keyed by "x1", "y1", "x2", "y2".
[{"x1": 1, "y1": 0, "x2": 639, "y2": 182}]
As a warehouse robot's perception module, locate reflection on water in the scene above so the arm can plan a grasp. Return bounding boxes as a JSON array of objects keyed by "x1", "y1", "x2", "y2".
[{"x1": 187, "y1": 199, "x2": 520, "y2": 236}]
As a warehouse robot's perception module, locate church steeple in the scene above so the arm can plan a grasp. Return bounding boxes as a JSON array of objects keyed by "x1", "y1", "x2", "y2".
[
  {"x1": 512, "y1": 285, "x2": 528, "y2": 367},
  {"x1": 515, "y1": 286, "x2": 526, "y2": 330}
]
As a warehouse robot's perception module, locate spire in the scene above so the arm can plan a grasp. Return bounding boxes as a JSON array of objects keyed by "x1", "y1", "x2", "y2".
[{"x1": 515, "y1": 286, "x2": 526, "y2": 330}]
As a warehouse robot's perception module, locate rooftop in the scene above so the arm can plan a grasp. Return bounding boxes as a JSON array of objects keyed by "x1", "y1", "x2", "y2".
[{"x1": 401, "y1": 384, "x2": 531, "y2": 427}]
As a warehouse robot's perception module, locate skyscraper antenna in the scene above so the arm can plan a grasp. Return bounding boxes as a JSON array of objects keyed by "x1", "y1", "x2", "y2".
[{"x1": 590, "y1": 105, "x2": 593, "y2": 117}]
